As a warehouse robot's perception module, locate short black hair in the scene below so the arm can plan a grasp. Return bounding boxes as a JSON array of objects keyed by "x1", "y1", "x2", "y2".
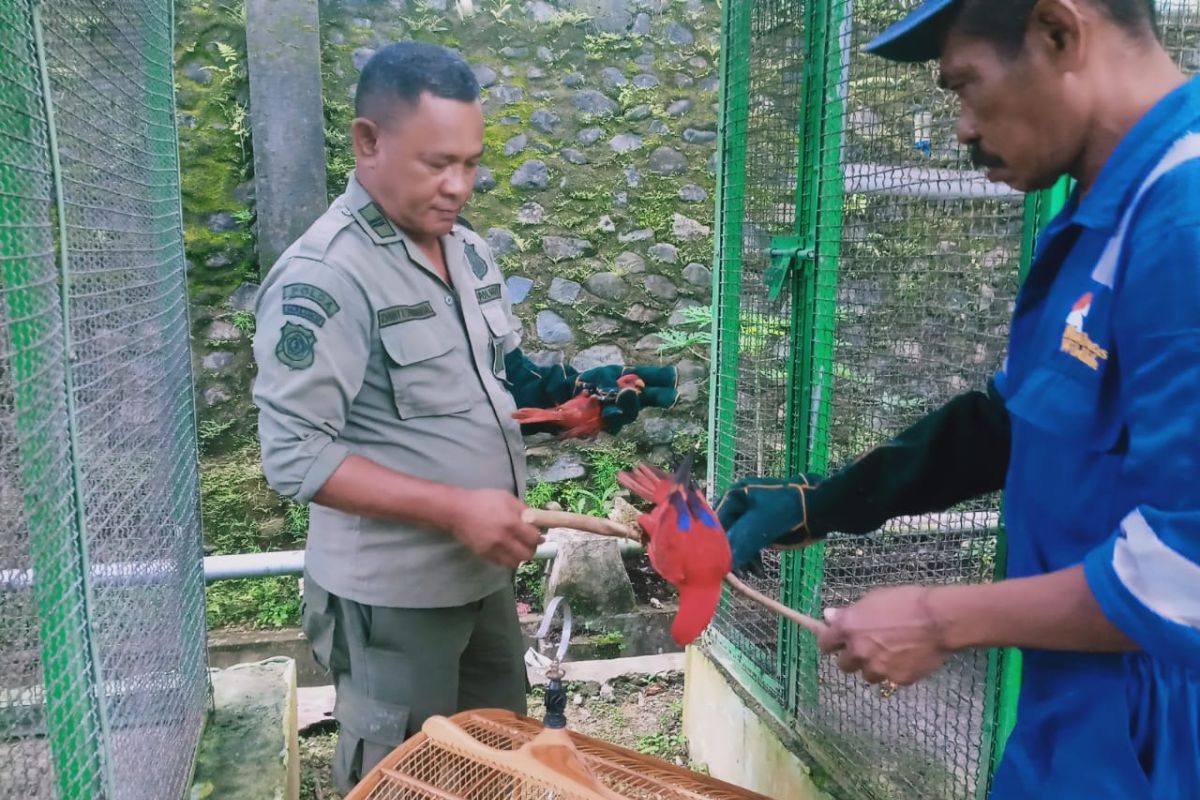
[
  {"x1": 355, "y1": 41, "x2": 480, "y2": 122},
  {"x1": 953, "y1": 0, "x2": 1158, "y2": 57}
]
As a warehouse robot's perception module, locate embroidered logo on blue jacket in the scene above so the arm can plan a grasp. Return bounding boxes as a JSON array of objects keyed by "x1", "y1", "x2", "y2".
[{"x1": 1061, "y1": 291, "x2": 1109, "y2": 369}]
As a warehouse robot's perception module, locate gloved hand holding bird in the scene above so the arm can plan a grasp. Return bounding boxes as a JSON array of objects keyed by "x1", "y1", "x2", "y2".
[
  {"x1": 522, "y1": 457, "x2": 826, "y2": 646},
  {"x1": 509, "y1": 364, "x2": 679, "y2": 439}
]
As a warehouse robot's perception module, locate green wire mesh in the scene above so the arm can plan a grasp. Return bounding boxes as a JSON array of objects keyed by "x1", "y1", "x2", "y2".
[
  {"x1": 0, "y1": 1, "x2": 206, "y2": 798},
  {"x1": 796, "y1": 5, "x2": 1019, "y2": 798},
  {"x1": 0, "y1": 4, "x2": 107, "y2": 796},
  {"x1": 707, "y1": 0, "x2": 810, "y2": 710},
  {"x1": 710, "y1": 2, "x2": 1200, "y2": 799}
]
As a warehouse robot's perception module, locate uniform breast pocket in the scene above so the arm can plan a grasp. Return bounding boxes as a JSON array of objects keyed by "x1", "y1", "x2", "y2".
[
  {"x1": 1006, "y1": 359, "x2": 1126, "y2": 454},
  {"x1": 480, "y1": 302, "x2": 513, "y2": 382},
  {"x1": 379, "y1": 324, "x2": 472, "y2": 418}
]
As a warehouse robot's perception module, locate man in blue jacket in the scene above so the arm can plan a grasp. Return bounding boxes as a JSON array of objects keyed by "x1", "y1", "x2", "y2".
[{"x1": 718, "y1": 1, "x2": 1200, "y2": 795}]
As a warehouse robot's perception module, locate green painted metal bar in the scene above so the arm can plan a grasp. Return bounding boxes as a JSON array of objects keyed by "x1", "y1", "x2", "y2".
[
  {"x1": 707, "y1": 0, "x2": 752, "y2": 497},
  {"x1": 0, "y1": 3, "x2": 111, "y2": 797},
  {"x1": 709, "y1": 0, "x2": 773, "y2": 689},
  {"x1": 978, "y1": 523, "x2": 1021, "y2": 797},
  {"x1": 981, "y1": 174, "x2": 1073, "y2": 788},
  {"x1": 777, "y1": 0, "x2": 823, "y2": 715},
  {"x1": 1017, "y1": 192, "x2": 1042, "y2": 284},
  {"x1": 34, "y1": 1, "x2": 118, "y2": 792},
  {"x1": 782, "y1": 0, "x2": 849, "y2": 713}
]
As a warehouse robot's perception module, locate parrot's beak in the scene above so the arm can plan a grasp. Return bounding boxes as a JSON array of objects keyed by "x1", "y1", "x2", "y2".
[{"x1": 670, "y1": 580, "x2": 723, "y2": 646}]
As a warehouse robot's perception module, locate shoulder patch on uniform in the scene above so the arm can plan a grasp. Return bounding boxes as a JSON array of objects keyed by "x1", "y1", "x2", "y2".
[
  {"x1": 283, "y1": 283, "x2": 340, "y2": 317},
  {"x1": 465, "y1": 243, "x2": 490, "y2": 280},
  {"x1": 283, "y1": 303, "x2": 326, "y2": 328},
  {"x1": 378, "y1": 302, "x2": 435, "y2": 327},
  {"x1": 276, "y1": 322, "x2": 316, "y2": 370},
  {"x1": 358, "y1": 201, "x2": 397, "y2": 240},
  {"x1": 475, "y1": 283, "x2": 502, "y2": 304}
]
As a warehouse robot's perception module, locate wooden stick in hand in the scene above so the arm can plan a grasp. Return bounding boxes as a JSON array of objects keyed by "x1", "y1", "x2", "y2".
[
  {"x1": 521, "y1": 508, "x2": 825, "y2": 636},
  {"x1": 523, "y1": 508, "x2": 644, "y2": 543}
]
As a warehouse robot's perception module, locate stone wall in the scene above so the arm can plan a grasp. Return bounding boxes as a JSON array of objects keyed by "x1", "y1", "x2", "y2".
[{"x1": 175, "y1": 0, "x2": 721, "y2": 588}]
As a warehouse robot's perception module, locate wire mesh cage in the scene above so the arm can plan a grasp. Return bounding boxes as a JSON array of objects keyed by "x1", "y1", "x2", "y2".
[
  {"x1": 707, "y1": 1, "x2": 1200, "y2": 800},
  {"x1": 0, "y1": 1, "x2": 206, "y2": 798}
]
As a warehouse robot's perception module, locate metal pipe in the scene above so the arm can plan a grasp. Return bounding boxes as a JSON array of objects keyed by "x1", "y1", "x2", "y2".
[
  {"x1": 199, "y1": 539, "x2": 645, "y2": 584},
  {"x1": 2, "y1": 514, "x2": 1000, "y2": 589},
  {"x1": 0, "y1": 539, "x2": 649, "y2": 590},
  {"x1": 203, "y1": 550, "x2": 306, "y2": 581},
  {"x1": 843, "y1": 163, "x2": 1022, "y2": 200},
  {"x1": 1, "y1": 513, "x2": 997, "y2": 589}
]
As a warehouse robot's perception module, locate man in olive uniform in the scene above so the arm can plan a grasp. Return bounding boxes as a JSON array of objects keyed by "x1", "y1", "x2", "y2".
[{"x1": 251, "y1": 42, "x2": 676, "y2": 792}]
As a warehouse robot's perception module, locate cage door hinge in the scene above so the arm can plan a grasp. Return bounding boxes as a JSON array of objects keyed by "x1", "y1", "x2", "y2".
[{"x1": 765, "y1": 236, "x2": 815, "y2": 300}]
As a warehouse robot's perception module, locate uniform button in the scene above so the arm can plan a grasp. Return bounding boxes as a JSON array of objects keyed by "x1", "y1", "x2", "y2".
[
  {"x1": 445, "y1": 295, "x2": 455, "y2": 306},
  {"x1": 340, "y1": 208, "x2": 351, "y2": 216}
]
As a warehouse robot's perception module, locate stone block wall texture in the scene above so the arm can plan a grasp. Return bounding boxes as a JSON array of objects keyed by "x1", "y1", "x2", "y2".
[{"x1": 176, "y1": 0, "x2": 721, "y2": 493}]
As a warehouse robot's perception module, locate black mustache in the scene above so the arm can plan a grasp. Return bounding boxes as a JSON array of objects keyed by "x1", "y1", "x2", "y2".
[{"x1": 971, "y1": 145, "x2": 1005, "y2": 170}]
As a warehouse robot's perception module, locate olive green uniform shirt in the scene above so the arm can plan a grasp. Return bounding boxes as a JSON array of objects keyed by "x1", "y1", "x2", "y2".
[{"x1": 252, "y1": 172, "x2": 526, "y2": 608}]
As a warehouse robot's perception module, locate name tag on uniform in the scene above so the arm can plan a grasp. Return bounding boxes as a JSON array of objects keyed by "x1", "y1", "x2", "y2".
[
  {"x1": 378, "y1": 302, "x2": 435, "y2": 327},
  {"x1": 475, "y1": 284, "x2": 502, "y2": 304}
]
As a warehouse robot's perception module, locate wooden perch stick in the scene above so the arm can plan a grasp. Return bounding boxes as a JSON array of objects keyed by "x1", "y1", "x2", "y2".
[
  {"x1": 522, "y1": 508, "x2": 826, "y2": 636},
  {"x1": 524, "y1": 509, "x2": 644, "y2": 543}
]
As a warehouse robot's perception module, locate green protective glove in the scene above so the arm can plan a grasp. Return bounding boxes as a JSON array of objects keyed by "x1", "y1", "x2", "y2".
[
  {"x1": 576, "y1": 365, "x2": 679, "y2": 434},
  {"x1": 715, "y1": 473, "x2": 826, "y2": 574}
]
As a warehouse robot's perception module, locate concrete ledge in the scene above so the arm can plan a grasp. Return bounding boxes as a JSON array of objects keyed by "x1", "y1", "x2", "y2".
[
  {"x1": 191, "y1": 657, "x2": 299, "y2": 800},
  {"x1": 683, "y1": 647, "x2": 832, "y2": 800}
]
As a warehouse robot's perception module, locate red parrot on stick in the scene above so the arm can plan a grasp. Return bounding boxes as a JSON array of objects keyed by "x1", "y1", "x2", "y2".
[
  {"x1": 512, "y1": 373, "x2": 645, "y2": 439},
  {"x1": 617, "y1": 458, "x2": 732, "y2": 645}
]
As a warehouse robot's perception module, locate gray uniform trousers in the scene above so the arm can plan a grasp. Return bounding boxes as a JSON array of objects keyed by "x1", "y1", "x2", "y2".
[{"x1": 301, "y1": 572, "x2": 528, "y2": 793}]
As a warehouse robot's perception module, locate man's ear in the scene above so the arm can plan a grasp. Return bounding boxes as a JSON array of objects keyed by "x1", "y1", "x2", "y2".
[
  {"x1": 1028, "y1": 0, "x2": 1089, "y2": 71},
  {"x1": 351, "y1": 117, "x2": 382, "y2": 161}
]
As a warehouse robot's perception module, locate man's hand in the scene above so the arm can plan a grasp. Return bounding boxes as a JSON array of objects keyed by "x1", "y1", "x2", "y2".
[
  {"x1": 716, "y1": 474, "x2": 824, "y2": 572},
  {"x1": 817, "y1": 586, "x2": 951, "y2": 686},
  {"x1": 447, "y1": 489, "x2": 543, "y2": 569}
]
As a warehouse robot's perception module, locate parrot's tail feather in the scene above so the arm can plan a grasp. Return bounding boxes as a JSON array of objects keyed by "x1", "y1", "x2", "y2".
[
  {"x1": 617, "y1": 464, "x2": 662, "y2": 502},
  {"x1": 671, "y1": 582, "x2": 724, "y2": 646},
  {"x1": 512, "y1": 408, "x2": 561, "y2": 423}
]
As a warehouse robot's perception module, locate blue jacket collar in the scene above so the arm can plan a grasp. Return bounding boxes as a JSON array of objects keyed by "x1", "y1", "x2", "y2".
[{"x1": 1071, "y1": 77, "x2": 1200, "y2": 232}]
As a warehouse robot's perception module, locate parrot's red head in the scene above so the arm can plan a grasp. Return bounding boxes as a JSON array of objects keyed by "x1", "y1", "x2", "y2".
[{"x1": 617, "y1": 457, "x2": 732, "y2": 645}]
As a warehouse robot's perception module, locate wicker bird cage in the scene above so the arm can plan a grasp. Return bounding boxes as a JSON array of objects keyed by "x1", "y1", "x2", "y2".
[{"x1": 344, "y1": 709, "x2": 772, "y2": 800}]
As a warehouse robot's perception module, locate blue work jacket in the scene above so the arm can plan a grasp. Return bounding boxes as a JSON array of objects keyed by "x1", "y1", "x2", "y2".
[{"x1": 990, "y1": 78, "x2": 1200, "y2": 798}]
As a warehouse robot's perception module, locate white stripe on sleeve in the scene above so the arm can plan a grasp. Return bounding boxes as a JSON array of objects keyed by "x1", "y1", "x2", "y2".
[{"x1": 1112, "y1": 508, "x2": 1200, "y2": 629}]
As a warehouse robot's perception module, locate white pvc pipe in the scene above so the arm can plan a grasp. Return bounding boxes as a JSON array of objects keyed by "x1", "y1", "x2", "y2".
[
  {"x1": 842, "y1": 163, "x2": 1023, "y2": 200},
  {"x1": 0, "y1": 514, "x2": 995, "y2": 590}
]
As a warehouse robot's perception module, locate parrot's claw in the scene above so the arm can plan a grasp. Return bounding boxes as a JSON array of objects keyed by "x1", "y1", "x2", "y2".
[{"x1": 733, "y1": 554, "x2": 767, "y2": 580}]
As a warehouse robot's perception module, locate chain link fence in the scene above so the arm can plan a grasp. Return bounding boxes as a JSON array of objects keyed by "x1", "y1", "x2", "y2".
[
  {"x1": 708, "y1": 1, "x2": 1199, "y2": 799},
  {"x1": 0, "y1": 1, "x2": 206, "y2": 798}
]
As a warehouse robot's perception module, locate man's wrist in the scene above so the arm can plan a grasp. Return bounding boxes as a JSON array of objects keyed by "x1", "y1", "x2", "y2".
[
  {"x1": 923, "y1": 584, "x2": 988, "y2": 652},
  {"x1": 426, "y1": 484, "x2": 471, "y2": 531}
]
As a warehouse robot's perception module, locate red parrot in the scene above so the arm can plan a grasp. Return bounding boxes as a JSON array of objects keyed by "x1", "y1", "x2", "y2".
[
  {"x1": 617, "y1": 458, "x2": 732, "y2": 645},
  {"x1": 511, "y1": 373, "x2": 644, "y2": 439}
]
